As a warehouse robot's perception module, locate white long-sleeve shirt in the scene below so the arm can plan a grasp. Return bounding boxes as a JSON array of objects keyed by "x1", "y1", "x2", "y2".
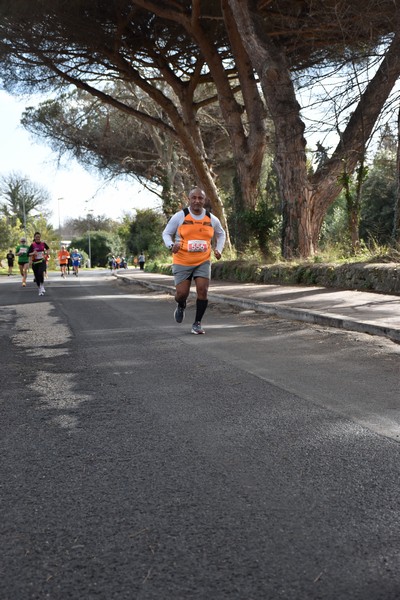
[{"x1": 162, "y1": 208, "x2": 226, "y2": 254}]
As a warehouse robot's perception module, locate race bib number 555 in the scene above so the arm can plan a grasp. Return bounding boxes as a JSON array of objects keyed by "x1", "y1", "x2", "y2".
[{"x1": 187, "y1": 240, "x2": 208, "y2": 252}]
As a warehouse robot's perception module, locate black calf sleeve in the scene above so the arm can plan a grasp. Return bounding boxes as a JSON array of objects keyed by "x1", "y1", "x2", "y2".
[{"x1": 195, "y1": 299, "x2": 208, "y2": 322}]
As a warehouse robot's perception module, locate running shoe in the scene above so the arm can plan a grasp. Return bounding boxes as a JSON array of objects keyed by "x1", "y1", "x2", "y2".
[
  {"x1": 22, "y1": 282, "x2": 26, "y2": 287},
  {"x1": 40, "y1": 285, "x2": 46, "y2": 294},
  {"x1": 191, "y1": 321, "x2": 205, "y2": 334},
  {"x1": 38, "y1": 288, "x2": 43, "y2": 296},
  {"x1": 174, "y1": 304, "x2": 185, "y2": 323}
]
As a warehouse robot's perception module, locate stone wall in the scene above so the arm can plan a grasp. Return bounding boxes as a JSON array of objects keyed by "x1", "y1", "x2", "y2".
[
  {"x1": 211, "y1": 261, "x2": 400, "y2": 295},
  {"x1": 153, "y1": 259, "x2": 400, "y2": 295}
]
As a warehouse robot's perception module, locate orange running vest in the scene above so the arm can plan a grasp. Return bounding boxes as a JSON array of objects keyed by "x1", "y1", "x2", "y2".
[
  {"x1": 173, "y1": 209, "x2": 214, "y2": 266},
  {"x1": 58, "y1": 250, "x2": 70, "y2": 264}
]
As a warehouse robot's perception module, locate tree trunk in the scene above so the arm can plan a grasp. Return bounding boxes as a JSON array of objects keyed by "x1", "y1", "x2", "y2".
[
  {"x1": 228, "y1": 0, "x2": 314, "y2": 258},
  {"x1": 229, "y1": 0, "x2": 400, "y2": 258},
  {"x1": 220, "y1": 0, "x2": 268, "y2": 211},
  {"x1": 275, "y1": 144, "x2": 313, "y2": 258},
  {"x1": 392, "y1": 104, "x2": 400, "y2": 246},
  {"x1": 343, "y1": 178, "x2": 360, "y2": 255},
  {"x1": 135, "y1": 0, "x2": 268, "y2": 228}
]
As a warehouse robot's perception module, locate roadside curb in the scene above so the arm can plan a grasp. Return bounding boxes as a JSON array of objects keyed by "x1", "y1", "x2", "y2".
[
  {"x1": 207, "y1": 292, "x2": 400, "y2": 343},
  {"x1": 116, "y1": 274, "x2": 400, "y2": 344}
]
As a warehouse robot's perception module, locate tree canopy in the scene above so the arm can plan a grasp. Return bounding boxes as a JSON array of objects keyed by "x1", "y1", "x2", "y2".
[
  {"x1": 126, "y1": 208, "x2": 166, "y2": 257},
  {"x1": 0, "y1": 172, "x2": 50, "y2": 233},
  {"x1": 21, "y1": 86, "x2": 236, "y2": 218},
  {"x1": 1, "y1": 0, "x2": 400, "y2": 257},
  {"x1": 71, "y1": 230, "x2": 122, "y2": 267}
]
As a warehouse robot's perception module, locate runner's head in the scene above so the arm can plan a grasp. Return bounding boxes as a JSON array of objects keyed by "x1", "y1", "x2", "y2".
[{"x1": 188, "y1": 187, "x2": 206, "y2": 215}]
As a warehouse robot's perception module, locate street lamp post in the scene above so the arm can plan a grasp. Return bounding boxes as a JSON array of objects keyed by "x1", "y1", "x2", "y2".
[
  {"x1": 20, "y1": 179, "x2": 27, "y2": 237},
  {"x1": 87, "y1": 209, "x2": 94, "y2": 268},
  {"x1": 88, "y1": 228, "x2": 91, "y2": 268},
  {"x1": 57, "y1": 197, "x2": 64, "y2": 238},
  {"x1": 22, "y1": 195, "x2": 27, "y2": 237}
]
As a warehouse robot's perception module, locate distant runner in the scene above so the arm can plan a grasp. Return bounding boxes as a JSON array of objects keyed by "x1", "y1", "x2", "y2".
[
  {"x1": 6, "y1": 249, "x2": 14, "y2": 276},
  {"x1": 58, "y1": 246, "x2": 70, "y2": 279},
  {"x1": 70, "y1": 249, "x2": 83, "y2": 276},
  {"x1": 16, "y1": 236, "x2": 29, "y2": 286}
]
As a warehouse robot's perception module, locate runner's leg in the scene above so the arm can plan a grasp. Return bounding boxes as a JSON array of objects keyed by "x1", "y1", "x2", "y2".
[
  {"x1": 32, "y1": 263, "x2": 41, "y2": 287},
  {"x1": 175, "y1": 278, "x2": 191, "y2": 305},
  {"x1": 194, "y1": 277, "x2": 209, "y2": 322}
]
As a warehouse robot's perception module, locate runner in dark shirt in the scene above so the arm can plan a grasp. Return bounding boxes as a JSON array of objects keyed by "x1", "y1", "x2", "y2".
[{"x1": 6, "y1": 250, "x2": 14, "y2": 276}]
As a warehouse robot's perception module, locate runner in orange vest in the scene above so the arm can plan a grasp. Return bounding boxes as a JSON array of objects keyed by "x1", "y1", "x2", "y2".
[
  {"x1": 58, "y1": 246, "x2": 70, "y2": 279},
  {"x1": 162, "y1": 187, "x2": 226, "y2": 334}
]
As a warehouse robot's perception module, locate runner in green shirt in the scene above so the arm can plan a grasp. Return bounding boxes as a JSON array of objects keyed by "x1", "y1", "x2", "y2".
[{"x1": 15, "y1": 236, "x2": 30, "y2": 287}]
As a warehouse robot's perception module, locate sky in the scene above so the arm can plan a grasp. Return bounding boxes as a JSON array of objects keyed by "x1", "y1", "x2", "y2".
[{"x1": 0, "y1": 90, "x2": 161, "y2": 229}]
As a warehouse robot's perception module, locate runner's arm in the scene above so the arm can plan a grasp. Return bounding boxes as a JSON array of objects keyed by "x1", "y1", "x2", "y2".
[
  {"x1": 162, "y1": 212, "x2": 184, "y2": 248},
  {"x1": 211, "y1": 215, "x2": 226, "y2": 254}
]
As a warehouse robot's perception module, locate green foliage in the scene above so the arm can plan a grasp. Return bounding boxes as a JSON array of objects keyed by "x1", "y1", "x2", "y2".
[
  {"x1": 0, "y1": 173, "x2": 57, "y2": 265},
  {"x1": 240, "y1": 199, "x2": 278, "y2": 259},
  {"x1": 0, "y1": 172, "x2": 50, "y2": 229},
  {"x1": 0, "y1": 216, "x2": 22, "y2": 260},
  {"x1": 321, "y1": 133, "x2": 397, "y2": 257},
  {"x1": 71, "y1": 230, "x2": 121, "y2": 267},
  {"x1": 226, "y1": 163, "x2": 280, "y2": 257},
  {"x1": 336, "y1": 160, "x2": 369, "y2": 254},
  {"x1": 116, "y1": 215, "x2": 132, "y2": 244},
  {"x1": 359, "y1": 149, "x2": 396, "y2": 246},
  {"x1": 145, "y1": 260, "x2": 173, "y2": 275},
  {"x1": 127, "y1": 209, "x2": 166, "y2": 258},
  {"x1": 320, "y1": 194, "x2": 349, "y2": 250}
]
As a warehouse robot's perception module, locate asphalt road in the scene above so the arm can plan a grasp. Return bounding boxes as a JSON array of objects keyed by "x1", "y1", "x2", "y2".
[{"x1": 1, "y1": 271, "x2": 400, "y2": 600}]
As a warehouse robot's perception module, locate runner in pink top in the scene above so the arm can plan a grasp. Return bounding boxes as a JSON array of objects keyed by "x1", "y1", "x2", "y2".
[{"x1": 28, "y1": 231, "x2": 49, "y2": 296}]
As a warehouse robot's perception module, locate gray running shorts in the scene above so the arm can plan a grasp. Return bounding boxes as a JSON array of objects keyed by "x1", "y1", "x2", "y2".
[{"x1": 172, "y1": 261, "x2": 211, "y2": 285}]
